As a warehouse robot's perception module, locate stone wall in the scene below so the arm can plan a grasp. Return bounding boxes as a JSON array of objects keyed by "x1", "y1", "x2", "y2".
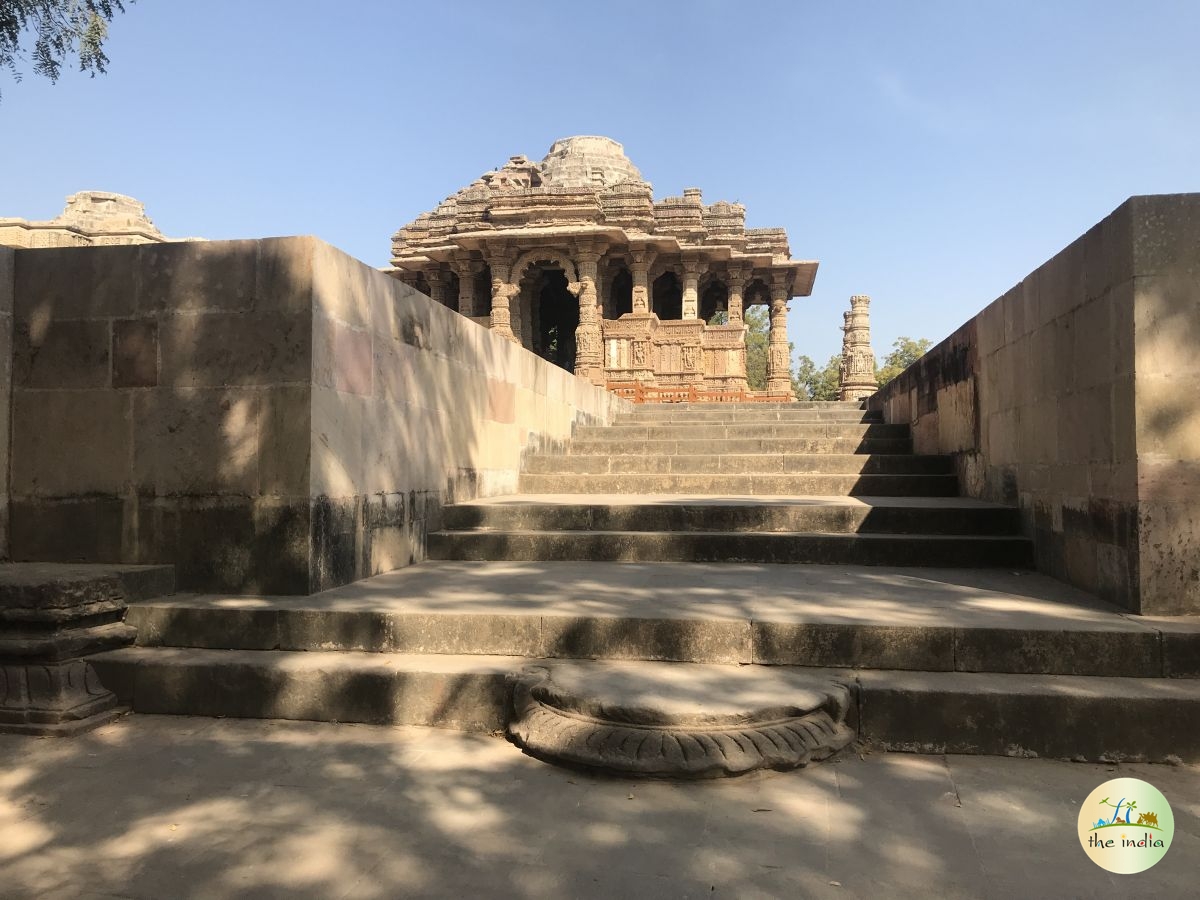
[
  {"x1": 0, "y1": 248, "x2": 12, "y2": 558},
  {"x1": 870, "y1": 194, "x2": 1200, "y2": 615},
  {"x1": 9, "y1": 237, "x2": 625, "y2": 593}
]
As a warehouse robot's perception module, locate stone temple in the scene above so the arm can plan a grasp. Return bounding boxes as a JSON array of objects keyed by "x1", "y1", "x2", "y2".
[
  {"x1": 0, "y1": 191, "x2": 180, "y2": 248},
  {"x1": 390, "y1": 136, "x2": 817, "y2": 399}
]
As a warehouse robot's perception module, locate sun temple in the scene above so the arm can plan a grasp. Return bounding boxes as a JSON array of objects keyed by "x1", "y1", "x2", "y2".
[{"x1": 389, "y1": 136, "x2": 818, "y2": 400}]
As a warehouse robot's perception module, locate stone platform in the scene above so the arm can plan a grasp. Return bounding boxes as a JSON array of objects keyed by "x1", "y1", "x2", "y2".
[{"x1": 88, "y1": 561, "x2": 1200, "y2": 764}]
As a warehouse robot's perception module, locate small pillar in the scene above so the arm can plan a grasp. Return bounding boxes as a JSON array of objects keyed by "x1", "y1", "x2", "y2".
[
  {"x1": 839, "y1": 294, "x2": 878, "y2": 401},
  {"x1": 766, "y1": 273, "x2": 792, "y2": 396}
]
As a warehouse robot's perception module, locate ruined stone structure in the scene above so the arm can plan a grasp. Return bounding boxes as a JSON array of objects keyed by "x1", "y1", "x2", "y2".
[
  {"x1": 390, "y1": 136, "x2": 817, "y2": 400},
  {"x1": 0, "y1": 191, "x2": 177, "y2": 249},
  {"x1": 839, "y1": 294, "x2": 877, "y2": 400}
]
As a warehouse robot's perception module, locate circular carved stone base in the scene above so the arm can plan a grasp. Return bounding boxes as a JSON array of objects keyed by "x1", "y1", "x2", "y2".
[{"x1": 507, "y1": 663, "x2": 854, "y2": 779}]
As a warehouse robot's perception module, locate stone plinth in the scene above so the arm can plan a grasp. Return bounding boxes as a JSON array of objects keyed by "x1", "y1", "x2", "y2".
[
  {"x1": 507, "y1": 662, "x2": 853, "y2": 778},
  {"x1": 0, "y1": 563, "x2": 172, "y2": 735}
]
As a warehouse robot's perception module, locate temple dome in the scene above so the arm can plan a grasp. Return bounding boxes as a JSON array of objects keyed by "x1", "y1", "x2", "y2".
[{"x1": 538, "y1": 136, "x2": 646, "y2": 190}]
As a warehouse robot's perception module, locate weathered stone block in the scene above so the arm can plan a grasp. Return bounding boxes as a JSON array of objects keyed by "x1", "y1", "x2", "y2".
[
  {"x1": 258, "y1": 386, "x2": 311, "y2": 496},
  {"x1": 1082, "y1": 198, "x2": 1134, "y2": 301},
  {"x1": 133, "y1": 389, "x2": 260, "y2": 496},
  {"x1": 0, "y1": 247, "x2": 13, "y2": 315},
  {"x1": 954, "y1": 627, "x2": 1159, "y2": 677},
  {"x1": 541, "y1": 615, "x2": 750, "y2": 664},
  {"x1": 312, "y1": 241, "x2": 373, "y2": 328},
  {"x1": 112, "y1": 319, "x2": 158, "y2": 388},
  {"x1": 1130, "y1": 193, "x2": 1200, "y2": 278},
  {"x1": 753, "y1": 622, "x2": 953, "y2": 670},
  {"x1": 158, "y1": 311, "x2": 311, "y2": 387},
  {"x1": 14, "y1": 244, "x2": 138, "y2": 321},
  {"x1": 313, "y1": 314, "x2": 373, "y2": 395},
  {"x1": 9, "y1": 497, "x2": 124, "y2": 562},
  {"x1": 1134, "y1": 274, "x2": 1200, "y2": 379},
  {"x1": 310, "y1": 388, "x2": 366, "y2": 498},
  {"x1": 136, "y1": 497, "x2": 309, "y2": 594},
  {"x1": 14, "y1": 319, "x2": 110, "y2": 389},
  {"x1": 11, "y1": 390, "x2": 130, "y2": 496},
  {"x1": 138, "y1": 239, "x2": 256, "y2": 313},
  {"x1": 128, "y1": 604, "x2": 280, "y2": 650}
]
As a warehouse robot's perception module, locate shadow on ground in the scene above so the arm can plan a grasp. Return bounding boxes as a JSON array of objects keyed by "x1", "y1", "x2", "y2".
[{"x1": 2, "y1": 715, "x2": 1199, "y2": 900}]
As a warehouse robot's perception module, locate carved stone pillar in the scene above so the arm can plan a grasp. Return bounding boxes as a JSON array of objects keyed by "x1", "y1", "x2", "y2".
[
  {"x1": 573, "y1": 246, "x2": 604, "y2": 383},
  {"x1": 727, "y1": 266, "x2": 751, "y2": 326},
  {"x1": 453, "y1": 256, "x2": 482, "y2": 317},
  {"x1": 682, "y1": 259, "x2": 703, "y2": 320},
  {"x1": 630, "y1": 250, "x2": 655, "y2": 315},
  {"x1": 766, "y1": 273, "x2": 792, "y2": 396},
  {"x1": 488, "y1": 260, "x2": 519, "y2": 343},
  {"x1": 840, "y1": 294, "x2": 878, "y2": 400},
  {"x1": 429, "y1": 267, "x2": 451, "y2": 309}
]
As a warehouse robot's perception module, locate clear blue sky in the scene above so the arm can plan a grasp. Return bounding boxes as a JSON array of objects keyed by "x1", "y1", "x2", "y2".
[{"x1": 2, "y1": 1, "x2": 1197, "y2": 365}]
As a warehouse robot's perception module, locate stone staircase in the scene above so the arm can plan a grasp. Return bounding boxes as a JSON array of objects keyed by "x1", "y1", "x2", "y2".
[
  {"x1": 427, "y1": 401, "x2": 1033, "y2": 568},
  {"x1": 85, "y1": 402, "x2": 1200, "y2": 775}
]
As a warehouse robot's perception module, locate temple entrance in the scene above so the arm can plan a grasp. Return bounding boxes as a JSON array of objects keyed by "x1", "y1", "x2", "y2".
[
  {"x1": 652, "y1": 272, "x2": 682, "y2": 320},
  {"x1": 699, "y1": 279, "x2": 729, "y2": 323},
  {"x1": 531, "y1": 267, "x2": 578, "y2": 372}
]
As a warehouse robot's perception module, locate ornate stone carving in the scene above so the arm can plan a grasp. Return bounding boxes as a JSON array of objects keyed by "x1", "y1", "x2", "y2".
[
  {"x1": 839, "y1": 294, "x2": 878, "y2": 401},
  {"x1": 507, "y1": 664, "x2": 854, "y2": 779}
]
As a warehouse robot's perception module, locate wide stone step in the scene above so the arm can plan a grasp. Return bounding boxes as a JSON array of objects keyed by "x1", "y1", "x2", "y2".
[
  {"x1": 517, "y1": 472, "x2": 959, "y2": 496},
  {"x1": 442, "y1": 496, "x2": 1020, "y2": 535},
  {"x1": 118, "y1": 567, "x2": 1197, "y2": 676},
  {"x1": 524, "y1": 453, "x2": 953, "y2": 476},
  {"x1": 568, "y1": 436, "x2": 915, "y2": 456},
  {"x1": 88, "y1": 649, "x2": 1200, "y2": 762},
  {"x1": 573, "y1": 423, "x2": 910, "y2": 441},
  {"x1": 427, "y1": 530, "x2": 1033, "y2": 566},
  {"x1": 614, "y1": 412, "x2": 883, "y2": 425},
  {"x1": 646, "y1": 401, "x2": 867, "y2": 411}
]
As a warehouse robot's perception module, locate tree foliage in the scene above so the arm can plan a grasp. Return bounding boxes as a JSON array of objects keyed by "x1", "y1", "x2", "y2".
[
  {"x1": 793, "y1": 354, "x2": 842, "y2": 401},
  {"x1": 1, "y1": 1, "x2": 129, "y2": 100},
  {"x1": 742, "y1": 305, "x2": 769, "y2": 391},
  {"x1": 874, "y1": 336, "x2": 932, "y2": 387}
]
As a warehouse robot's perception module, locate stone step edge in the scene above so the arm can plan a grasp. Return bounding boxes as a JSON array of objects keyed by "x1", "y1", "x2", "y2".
[
  {"x1": 120, "y1": 601, "x2": 1200, "y2": 678},
  {"x1": 427, "y1": 530, "x2": 1033, "y2": 567},
  {"x1": 89, "y1": 649, "x2": 1200, "y2": 762}
]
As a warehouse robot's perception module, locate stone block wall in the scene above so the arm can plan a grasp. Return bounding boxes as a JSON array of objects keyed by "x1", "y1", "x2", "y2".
[
  {"x1": 0, "y1": 248, "x2": 13, "y2": 558},
  {"x1": 870, "y1": 194, "x2": 1200, "y2": 615},
  {"x1": 8, "y1": 237, "x2": 625, "y2": 593}
]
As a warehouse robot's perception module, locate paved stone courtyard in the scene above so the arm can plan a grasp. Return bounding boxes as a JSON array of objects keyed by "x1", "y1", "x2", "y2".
[{"x1": 2, "y1": 715, "x2": 1197, "y2": 899}]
